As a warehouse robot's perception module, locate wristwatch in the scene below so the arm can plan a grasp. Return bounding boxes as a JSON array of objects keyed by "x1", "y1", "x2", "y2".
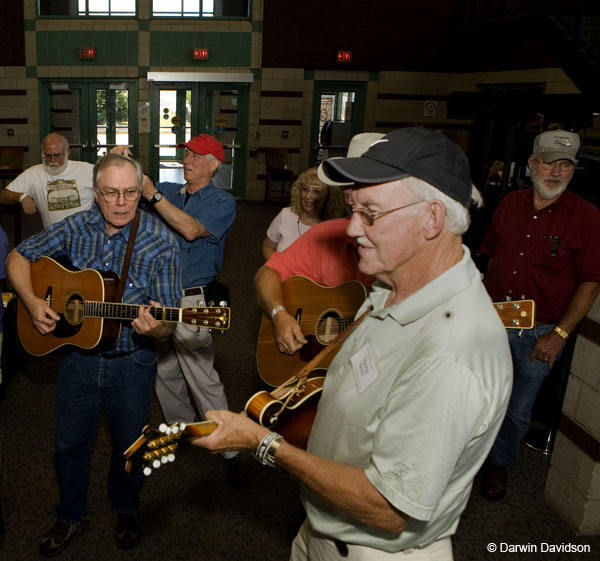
[{"x1": 149, "y1": 191, "x2": 164, "y2": 206}]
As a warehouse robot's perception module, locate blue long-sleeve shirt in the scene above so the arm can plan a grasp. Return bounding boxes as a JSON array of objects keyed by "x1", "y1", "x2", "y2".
[{"x1": 157, "y1": 181, "x2": 235, "y2": 287}]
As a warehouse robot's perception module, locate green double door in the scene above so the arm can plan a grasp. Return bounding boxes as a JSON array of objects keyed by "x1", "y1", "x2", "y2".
[
  {"x1": 39, "y1": 80, "x2": 249, "y2": 197},
  {"x1": 40, "y1": 79, "x2": 137, "y2": 164},
  {"x1": 149, "y1": 82, "x2": 248, "y2": 196}
]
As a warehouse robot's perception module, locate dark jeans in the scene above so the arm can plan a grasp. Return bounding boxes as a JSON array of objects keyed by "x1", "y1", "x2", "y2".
[
  {"x1": 54, "y1": 348, "x2": 156, "y2": 523},
  {"x1": 488, "y1": 323, "x2": 564, "y2": 470}
]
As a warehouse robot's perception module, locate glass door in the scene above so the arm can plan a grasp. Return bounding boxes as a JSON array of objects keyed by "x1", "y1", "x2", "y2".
[
  {"x1": 39, "y1": 80, "x2": 138, "y2": 163},
  {"x1": 309, "y1": 81, "x2": 367, "y2": 167},
  {"x1": 149, "y1": 82, "x2": 248, "y2": 197}
]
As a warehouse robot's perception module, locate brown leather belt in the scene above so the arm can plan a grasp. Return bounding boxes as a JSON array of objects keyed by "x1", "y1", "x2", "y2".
[{"x1": 184, "y1": 286, "x2": 206, "y2": 296}]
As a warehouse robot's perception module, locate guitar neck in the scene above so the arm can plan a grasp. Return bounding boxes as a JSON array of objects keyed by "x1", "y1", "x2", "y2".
[{"x1": 83, "y1": 301, "x2": 182, "y2": 322}]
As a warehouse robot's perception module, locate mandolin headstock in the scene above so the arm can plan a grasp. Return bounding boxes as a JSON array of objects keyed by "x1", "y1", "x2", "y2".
[{"x1": 123, "y1": 421, "x2": 217, "y2": 475}]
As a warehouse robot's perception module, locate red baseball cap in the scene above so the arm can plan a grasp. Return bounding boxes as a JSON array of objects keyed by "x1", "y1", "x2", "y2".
[{"x1": 178, "y1": 134, "x2": 225, "y2": 163}]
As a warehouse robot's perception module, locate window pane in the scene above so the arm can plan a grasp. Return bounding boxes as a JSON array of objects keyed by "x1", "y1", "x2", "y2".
[
  {"x1": 151, "y1": 0, "x2": 249, "y2": 17},
  {"x1": 88, "y1": 0, "x2": 109, "y2": 16},
  {"x1": 183, "y1": 0, "x2": 201, "y2": 16},
  {"x1": 111, "y1": 0, "x2": 136, "y2": 15}
]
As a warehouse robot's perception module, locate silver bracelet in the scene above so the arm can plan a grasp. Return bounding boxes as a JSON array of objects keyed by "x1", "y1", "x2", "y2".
[
  {"x1": 270, "y1": 305, "x2": 286, "y2": 320},
  {"x1": 255, "y1": 432, "x2": 285, "y2": 468}
]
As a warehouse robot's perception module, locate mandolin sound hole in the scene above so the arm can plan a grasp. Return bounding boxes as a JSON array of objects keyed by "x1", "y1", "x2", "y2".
[
  {"x1": 315, "y1": 310, "x2": 342, "y2": 345},
  {"x1": 63, "y1": 292, "x2": 85, "y2": 325}
]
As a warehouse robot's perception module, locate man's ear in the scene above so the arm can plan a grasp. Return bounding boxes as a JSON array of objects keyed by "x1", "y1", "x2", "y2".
[
  {"x1": 422, "y1": 200, "x2": 446, "y2": 240},
  {"x1": 527, "y1": 156, "x2": 535, "y2": 171}
]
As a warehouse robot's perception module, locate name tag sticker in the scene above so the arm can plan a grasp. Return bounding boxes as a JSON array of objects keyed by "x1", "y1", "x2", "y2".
[{"x1": 351, "y1": 342, "x2": 379, "y2": 393}]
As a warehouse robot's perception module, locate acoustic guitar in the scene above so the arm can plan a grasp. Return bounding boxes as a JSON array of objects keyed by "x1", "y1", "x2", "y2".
[
  {"x1": 257, "y1": 276, "x2": 368, "y2": 387},
  {"x1": 257, "y1": 276, "x2": 535, "y2": 387},
  {"x1": 17, "y1": 256, "x2": 231, "y2": 356}
]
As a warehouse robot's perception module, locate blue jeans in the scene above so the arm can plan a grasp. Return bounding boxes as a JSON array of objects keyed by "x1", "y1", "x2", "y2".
[
  {"x1": 488, "y1": 323, "x2": 563, "y2": 471},
  {"x1": 54, "y1": 348, "x2": 156, "y2": 523}
]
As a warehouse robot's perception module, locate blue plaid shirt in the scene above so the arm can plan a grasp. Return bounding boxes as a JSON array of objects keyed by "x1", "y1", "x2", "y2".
[{"x1": 17, "y1": 205, "x2": 182, "y2": 353}]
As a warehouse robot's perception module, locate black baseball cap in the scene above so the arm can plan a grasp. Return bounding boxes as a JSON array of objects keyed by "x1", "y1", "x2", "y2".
[{"x1": 321, "y1": 128, "x2": 474, "y2": 208}]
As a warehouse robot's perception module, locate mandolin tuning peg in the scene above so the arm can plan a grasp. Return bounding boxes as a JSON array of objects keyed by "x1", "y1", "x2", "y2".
[
  {"x1": 152, "y1": 459, "x2": 162, "y2": 469},
  {"x1": 143, "y1": 466, "x2": 152, "y2": 476},
  {"x1": 167, "y1": 453, "x2": 175, "y2": 463},
  {"x1": 158, "y1": 423, "x2": 168, "y2": 433}
]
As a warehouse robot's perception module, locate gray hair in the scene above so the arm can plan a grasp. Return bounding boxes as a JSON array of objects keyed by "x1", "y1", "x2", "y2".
[
  {"x1": 403, "y1": 176, "x2": 483, "y2": 235},
  {"x1": 205, "y1": 153, "x2": 222, "y2": 178},
  {"x1": 93, "y1": 153, "x2": 144, "y2": 192}
]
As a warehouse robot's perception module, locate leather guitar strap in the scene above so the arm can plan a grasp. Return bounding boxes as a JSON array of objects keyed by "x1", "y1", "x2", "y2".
[{"x1": 115, "y1": 210, "x2": 140, "y2": 303}]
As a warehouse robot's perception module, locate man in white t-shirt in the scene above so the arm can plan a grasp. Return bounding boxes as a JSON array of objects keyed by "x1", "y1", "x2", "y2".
[{"x1": 0, "y1": 133, "x2": 95, "y2": 228}]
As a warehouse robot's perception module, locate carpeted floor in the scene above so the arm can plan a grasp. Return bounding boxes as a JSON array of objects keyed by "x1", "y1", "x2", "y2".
[{"x1": 1, "y1": 200, "x2": 599, "y2": 560}]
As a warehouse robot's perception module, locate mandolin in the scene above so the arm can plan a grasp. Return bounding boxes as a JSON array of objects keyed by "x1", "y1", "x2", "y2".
[{"x1": 124, "y1": 421, "x2": 217, "y2": 475}]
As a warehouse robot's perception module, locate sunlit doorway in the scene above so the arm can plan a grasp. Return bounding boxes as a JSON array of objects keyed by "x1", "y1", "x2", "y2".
[
  {"x1": 39, "y1": 80, "x2": 137, "y2": 163},
  {"x1": 149, "y1": 82, "x2": 248, "y2": 197},
  {"x1": 309, "y1": 82, "x2": 367, "y2": 167}
]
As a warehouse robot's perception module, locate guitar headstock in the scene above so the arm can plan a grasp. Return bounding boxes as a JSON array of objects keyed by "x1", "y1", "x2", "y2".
[
  {"x1": 123, "y1": 421, "x2": 217, "y2": 475},
  {"x1": 493, "y1": 299, "x2": 535, "y2": 329},
  {"x1": 181, "y1": 306, "x2": 231, "y2": 331}
]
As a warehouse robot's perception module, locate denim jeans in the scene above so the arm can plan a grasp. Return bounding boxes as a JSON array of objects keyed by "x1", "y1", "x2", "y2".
[
  {"x1": 54, "y1": 348, "x2": 156, "y2": 523},
  {"x1": 488, "y1": 323, "x2": 563, "y2": 470}
]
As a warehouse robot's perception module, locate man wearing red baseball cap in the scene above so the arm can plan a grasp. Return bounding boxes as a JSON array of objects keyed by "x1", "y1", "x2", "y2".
[{"x1": 137, "y1": 134, "x2": 244, "y2": 485}]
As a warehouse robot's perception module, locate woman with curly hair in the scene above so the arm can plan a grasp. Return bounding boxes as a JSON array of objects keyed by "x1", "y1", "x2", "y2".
[{"x1": 262, "y1": 167, "x2": 346, "y2": 260}]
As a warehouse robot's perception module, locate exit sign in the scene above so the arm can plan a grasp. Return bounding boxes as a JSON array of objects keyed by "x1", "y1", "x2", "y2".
[
  {"x1": 79, "y1": 47, "x2": 95, "y2": 60},
  {"x1": 337, "y1": 51, "x2": 352, "y2": 63},
  {"x1": 193, "y1": 48, "x2": 209, "y2": 60}
]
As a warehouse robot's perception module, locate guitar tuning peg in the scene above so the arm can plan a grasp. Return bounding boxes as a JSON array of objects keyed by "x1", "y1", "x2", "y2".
[
  {"x1": 143, "y1": 466, "x2": 152, "y2": 476},
  {"x1": 160, "y1": 455, "x2": 169, "y2": 465},
  {"x1": 167, "y1": 453, "x2": 175, "y2": 463},
  {"x1": 152, "y1": 459, "x2": 162, "y2": 470},
  {"x1": 158, "y1": 423, "x2": 168, "y2": 433}
]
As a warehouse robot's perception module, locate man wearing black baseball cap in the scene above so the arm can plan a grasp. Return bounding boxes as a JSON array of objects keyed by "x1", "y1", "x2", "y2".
[{"x1": 190, "y1": 128, "x2": 513, "y2": 559}]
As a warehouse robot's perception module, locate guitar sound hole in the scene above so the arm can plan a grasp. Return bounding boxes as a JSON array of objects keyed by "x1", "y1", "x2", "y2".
[
  {"x1": 64, "y1": 293, "x2": 85, "y2": 325},
  {"x1": 315, "y1": 311, "x2": 342, "y2": 345}
]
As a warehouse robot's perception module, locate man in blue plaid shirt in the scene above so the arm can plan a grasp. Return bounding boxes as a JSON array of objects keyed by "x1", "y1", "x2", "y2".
[{"x1": 6, "y1": 153, "x2": 182, "y2": 556}]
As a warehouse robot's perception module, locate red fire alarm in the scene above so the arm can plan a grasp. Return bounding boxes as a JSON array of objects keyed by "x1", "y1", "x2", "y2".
[
  {"x1": 79, "y1": 47, "x2": 95, "y2": 60},
  {"x1": 337, "y1": 51, "x2": 352, "y2": 63},
  {"x1": 193, "y1": 48, "x2": 209, "y2": 60}
]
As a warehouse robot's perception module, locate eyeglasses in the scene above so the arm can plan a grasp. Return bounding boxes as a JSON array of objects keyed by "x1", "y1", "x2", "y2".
[
  {"x1": 535, "y1": 159, "x2": 575, "y2": 172},
  {"x1": 97, "y1": 188, "x2": 140, "y2": 202},
  {"x1": 42, "y1": 152, "x2": 65, "y2": 161},
  {"x1": 351, "y1": 200, "x2": 425, "y2": 226}
]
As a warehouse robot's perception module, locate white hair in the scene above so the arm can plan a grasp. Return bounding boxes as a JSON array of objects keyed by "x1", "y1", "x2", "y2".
[
  {"x1": 205, "y1": 153, "x2": 222, "y2": 178},
  {"x1": 403, "y1": 176, "x2": 483, "y2": 235}
]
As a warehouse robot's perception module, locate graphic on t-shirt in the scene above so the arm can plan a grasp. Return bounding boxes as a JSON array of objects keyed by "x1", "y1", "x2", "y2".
[{"x1": 47, "y1": 180, "x2": 82, "y2": 212}]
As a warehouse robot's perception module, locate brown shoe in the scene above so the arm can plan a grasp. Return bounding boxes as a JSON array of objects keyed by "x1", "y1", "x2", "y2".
[{"x1": 481, "y1": 464, "x2": 507, "y2": 501}]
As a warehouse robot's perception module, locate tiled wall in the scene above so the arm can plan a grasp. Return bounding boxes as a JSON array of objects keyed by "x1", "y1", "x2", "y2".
[
  {"x1": 545, "y1": 296, "x2": 600, "y2": 534},
  {"x1": 0, "y1": 0, "x2": 589, "y2": 200}
]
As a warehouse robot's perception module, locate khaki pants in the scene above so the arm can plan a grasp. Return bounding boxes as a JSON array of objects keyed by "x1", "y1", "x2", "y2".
[{"x1": 290, "y1": 520, "x2": 453, "y2": 561}]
